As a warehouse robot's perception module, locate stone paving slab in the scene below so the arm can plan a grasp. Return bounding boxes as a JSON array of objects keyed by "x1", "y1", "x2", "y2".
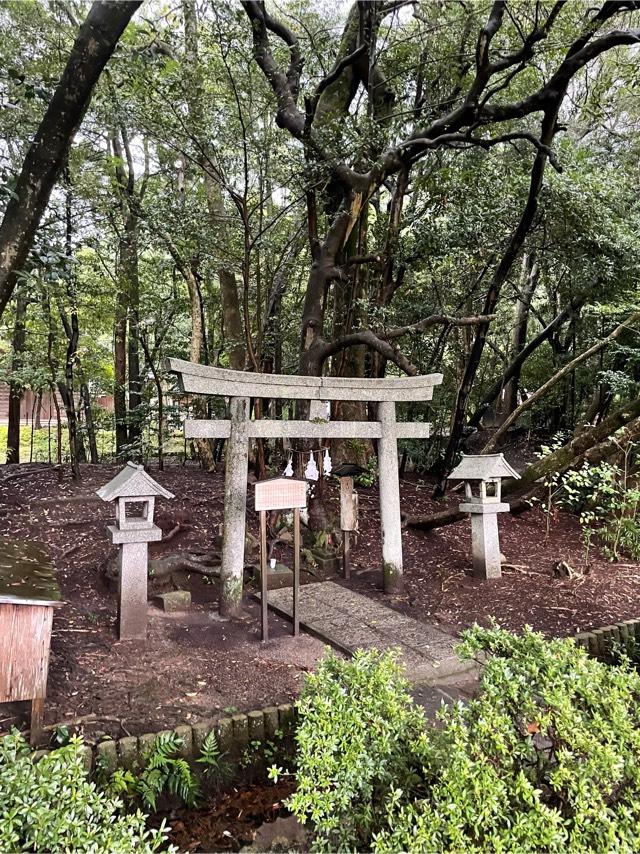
[{"x1": 263, "y1": 581, "x2": 478, "y2": 683}]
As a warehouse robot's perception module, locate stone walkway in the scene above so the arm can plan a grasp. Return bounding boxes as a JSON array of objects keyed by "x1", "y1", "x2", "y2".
[{"x1": 263, "y1": 581, "x2": 479, "y2": 713}]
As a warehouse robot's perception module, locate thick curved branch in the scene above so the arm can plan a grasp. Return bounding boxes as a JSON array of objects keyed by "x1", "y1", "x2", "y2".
[
  {"x1": 483, "y1": 25, "x2": 640, "y2": 124},
  {"x1": 321, "y1": 330, "x2": 418, "y2": 375},
  {"x1": 469, "y1": 294, "x2": 587, "y2": 428},
  {"x1": 242, "y1": 1, "x2": 305, "y2": 137},
  {"x1": 399, "y1": 130, "x2": 563, "y2": 171},
  {"x1": 482, "y1": 311, "x2": 640, "y2": 452},
  {"x1": 383, "y1": 313, "x2": 496, "y2": 340},
  {"x1": 318, "y1": 313, "x2": 495, "y2": 375}
]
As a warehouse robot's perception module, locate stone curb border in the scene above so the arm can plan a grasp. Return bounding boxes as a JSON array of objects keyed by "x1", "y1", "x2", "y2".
[
  {"x1": 572, "y1": 618, "x2": 640, "y2": 660},
  {"x1": 26, "y1": 618, "x2": 640, "y2": 772},
  {"x1": 32, "y1": 702, "x2": 297, "y2": 776}
]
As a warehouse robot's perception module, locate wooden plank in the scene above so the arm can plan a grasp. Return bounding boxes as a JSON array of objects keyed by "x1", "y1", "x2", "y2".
[
  {"x1": 167, "y1": 358, "x2": 442, "y2": 402},
  {"x1": 0, "y1": 604, "x2": 53, "y2": 703},
  {"x1": 30, "y1": 696, "x2": 45, "y2": 745},
  {"x1": 293, "y1": 508, "x2": 300, "y2": 638}
]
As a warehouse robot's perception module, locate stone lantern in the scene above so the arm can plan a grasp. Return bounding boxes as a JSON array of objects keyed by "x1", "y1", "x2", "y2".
[
  {"x1": 97, "y1": 463, "x2": 174, "y2": 640},
  {"x1": 448, "y1": 453, "x2": 520, "y2": 580}
]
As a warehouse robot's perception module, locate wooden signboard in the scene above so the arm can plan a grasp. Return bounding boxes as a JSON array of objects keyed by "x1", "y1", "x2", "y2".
[
  {"x1": 254, "y1": 478, "x2": 306, "y2": 641},
  {"x1": 255, "y1": 477, "x2": 307, "y2": 511}
]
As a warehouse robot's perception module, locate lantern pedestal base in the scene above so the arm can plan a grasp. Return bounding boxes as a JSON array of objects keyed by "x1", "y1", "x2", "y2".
[
  {"x1": 108, "y1": 526, "x2": 162, "y2": 641},
  {"x1": 460, "y1": 503, "x2": 507, "y2": 580}
]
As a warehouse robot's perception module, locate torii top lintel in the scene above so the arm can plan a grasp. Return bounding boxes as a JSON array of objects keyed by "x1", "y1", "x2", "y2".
[{"x1": 166, "y1": 358, "x2": 443, "y2": 403}]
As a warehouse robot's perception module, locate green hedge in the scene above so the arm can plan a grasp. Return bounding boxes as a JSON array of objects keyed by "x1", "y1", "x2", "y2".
[{"x1": 284, "y1": 627, "x2": 640, "y2": 852}]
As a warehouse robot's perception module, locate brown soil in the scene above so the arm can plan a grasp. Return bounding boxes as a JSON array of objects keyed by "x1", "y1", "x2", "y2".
[
  {"x1": 1, "y1": 461, "x2": 639, "y2": 741},
  {"x1": 0, "y1": 464, "x2": 327, "y2": 740},
  {"x1": 346, "y1": 480, "x2": 640, "y2": 638},
  {"x1": 159, "y1": 778, "x2": 299, "y2": 852}
]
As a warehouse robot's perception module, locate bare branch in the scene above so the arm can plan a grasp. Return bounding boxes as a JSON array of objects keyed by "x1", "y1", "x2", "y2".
[{"x1": 482, "y1": 311, "x2": 640, "y2": 452}]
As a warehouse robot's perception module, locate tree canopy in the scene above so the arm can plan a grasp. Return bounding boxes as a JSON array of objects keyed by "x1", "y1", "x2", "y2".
[{"x1": 0, "y1": 0, "x2": 638, "y2": 481}]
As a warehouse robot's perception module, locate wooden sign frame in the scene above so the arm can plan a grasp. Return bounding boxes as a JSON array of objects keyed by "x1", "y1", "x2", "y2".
[{"x1": 255, "y1": 478, "x2": 306, "y2": 642}]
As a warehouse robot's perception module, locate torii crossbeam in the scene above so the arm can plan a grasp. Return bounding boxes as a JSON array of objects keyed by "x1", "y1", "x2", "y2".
[{"x1": 167, "y1": 358, "x2": 442, "y2": 616}]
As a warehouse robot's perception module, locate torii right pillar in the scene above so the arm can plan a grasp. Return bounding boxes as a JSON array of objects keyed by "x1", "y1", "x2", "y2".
[{"x1": 378, "y1": 401, "x2": 404, "y2": 593}]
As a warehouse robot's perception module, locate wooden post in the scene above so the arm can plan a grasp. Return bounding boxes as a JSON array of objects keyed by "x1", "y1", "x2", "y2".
[
  {"x1": 30, "y1": 696, "x2": 45, "y2": 745},
  {"x1": 220, "y1": 396, "x2": 250, "y2": 617},
  {"x1": 377, "y1": 401, "x2": 403, "y2": 593},
  {"x1": 260, "y1": 509, "x2": 268, "y2": 641},
  {"x1": 293, "y1": 507, "x2": 300, "y2": 637},
  {"x1": 340, "y1": 476, "x2": 355, "y2": 580}
]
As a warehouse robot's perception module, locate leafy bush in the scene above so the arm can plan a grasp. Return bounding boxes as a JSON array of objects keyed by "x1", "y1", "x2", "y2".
[
  {"x1": 559, "y1": 451, "x2": 640, "y2": 561},
  {"x1": 276, "y1": 648, "x2": 426, "y2": 851},
  {"x1": 285, "y1": 629, "x2": 640, "y2": 853},
  {"x1": 0, "y1": 730, "x2": 171, "y2": 853}
]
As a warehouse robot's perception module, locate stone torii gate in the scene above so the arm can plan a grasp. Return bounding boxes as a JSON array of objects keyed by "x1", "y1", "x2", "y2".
[{"x1": 167, "y1": 358, "x2": 442, "y2": 616}]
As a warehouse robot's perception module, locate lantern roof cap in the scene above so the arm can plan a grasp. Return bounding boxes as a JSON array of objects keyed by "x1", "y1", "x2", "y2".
[
  {"x1": 448, "y1": 453, "x2": 520, "y2": 482},
  {"x1": 96, "y1": 462, "x2": 174, "y2": 502}
]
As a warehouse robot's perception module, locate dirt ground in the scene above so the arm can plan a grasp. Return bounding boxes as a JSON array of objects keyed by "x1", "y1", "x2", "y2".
[{"x1": 1, "y1": 461, "x2": 639, "y2": 741}]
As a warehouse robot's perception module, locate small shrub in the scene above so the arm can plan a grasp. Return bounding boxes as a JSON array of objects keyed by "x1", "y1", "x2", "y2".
[
  {"x1": 559, "y1": 448, "x2": 640, "y2": 561},
  {"x1": 0, "y1": 730, "x2": 171, "y2": 853},
  {"x1": 278, "y1": 647, "x2": 427, "y2": 851},
  {"x1": 288, "y1": 629, "x2": 640, "y2": 853}
]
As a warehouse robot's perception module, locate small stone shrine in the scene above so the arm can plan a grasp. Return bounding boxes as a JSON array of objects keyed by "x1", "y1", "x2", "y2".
[
  {"x1": 0, "y1": 537, "x2": 62, "y2": 743},
  {"x1": 448, "y1": 453, "x2": 520, "y2": 579},
  {"x1": 255, "y1": 476, "x2": 306, "y2": 641},
  {"x1": 97, "y1": 463, "x2": 174, "y2": 640}
]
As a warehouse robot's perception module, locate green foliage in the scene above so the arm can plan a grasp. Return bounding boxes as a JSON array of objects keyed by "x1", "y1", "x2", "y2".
[
  {"x1": 528, "y1": 433, "x2": 568, "y2": 538},
  {"x1": 197, "y1": 729, "x2": 221, "y2": 771},
  {"x1": 278, "y1": 648, "x2": 426, "y2": 851},
  {"x1": 355, "y1": 456, "x2": 378, "y2": 488},
  {"x1": 106, "y1": 731, "x2": 201, "y2": 811},
  {"x1": 559, "y1": 446, "x2": 640, "y2": 561},
  {"x1": 0, "y1": 730, "x2": 171, "y2": 853},
  {"x1": 287, "y1": 629, "x2": 640, "y2": 853}
]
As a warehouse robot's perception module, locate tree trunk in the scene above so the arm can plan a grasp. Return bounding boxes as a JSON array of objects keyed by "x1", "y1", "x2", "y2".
[
  {"x1": 0, "y1": 0, "x2": 141, "y2": 320},
  {"x1": 332, "y1": 209, "x2": 370, "y2": 466},
  {"x1": 6, "y1": 291, "x2": 28, "y2": 464},
  {"x1": 500, "y1": 252, "x2": 538, "y2": 420},
  {"x1": 34, "y1": 389, "x2": 42, "y2": 430},
  {"x1": 436, "y1": 107, "x2": 560, "y2": 495},
  {"x1": 81, "y1": 382, "x2": 98, "y2": 464},
  {"x1": 114, "y1": 232, "x2": 129, "y2": 456},
  {"x1": 219, "y1": 269, "x2": 245, "y2": 371},
  {"x1": 43, "y1": 293, "x2": 64, "y2": 480},
  {"x1": 126, "y1": 214, "x2": 142, "y2": 451}
]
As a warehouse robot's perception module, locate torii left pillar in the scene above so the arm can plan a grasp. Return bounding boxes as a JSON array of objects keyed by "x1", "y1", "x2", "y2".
[{"x1": 220, "y1": 396, "x2": 250, "y2": 617}]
